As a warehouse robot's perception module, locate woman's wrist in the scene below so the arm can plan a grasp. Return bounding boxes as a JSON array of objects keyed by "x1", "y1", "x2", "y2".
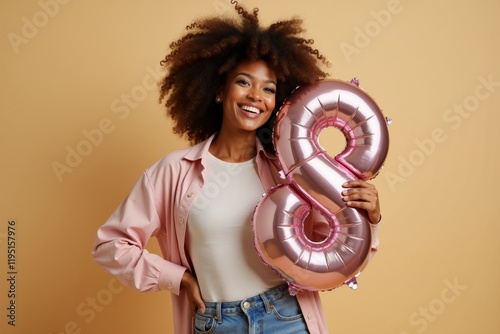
[{"x1": 370, "y1": 214, "x2": 382, "y2": 225}]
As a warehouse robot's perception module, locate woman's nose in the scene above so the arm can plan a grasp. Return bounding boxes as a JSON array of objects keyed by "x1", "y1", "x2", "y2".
[{"x1": 247, "y1": 88, "x2": 262, "y2": 101}]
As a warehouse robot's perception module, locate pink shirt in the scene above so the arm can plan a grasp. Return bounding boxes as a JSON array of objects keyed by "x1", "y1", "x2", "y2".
[{"x1": 92, "y1": 134, "x2": 379, "y2": 334}]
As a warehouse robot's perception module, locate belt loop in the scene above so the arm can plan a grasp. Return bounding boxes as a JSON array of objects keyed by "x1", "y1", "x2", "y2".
[
  {"x1": 259, "y1": 292, "x2": 272, "y2": 314},
  {"x1": 215, "y1": 302, "x2": 222, "y2": 324}
]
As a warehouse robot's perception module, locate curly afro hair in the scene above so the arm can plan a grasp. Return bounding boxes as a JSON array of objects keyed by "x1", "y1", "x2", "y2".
[{"x1": 159, "y1": 0, "x2": 329, "y2": 151}]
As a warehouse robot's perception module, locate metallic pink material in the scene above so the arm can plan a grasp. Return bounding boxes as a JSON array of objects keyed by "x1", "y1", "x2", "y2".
[{"x1": 253, "y1": 79, "x2": 389, "y2": 294}]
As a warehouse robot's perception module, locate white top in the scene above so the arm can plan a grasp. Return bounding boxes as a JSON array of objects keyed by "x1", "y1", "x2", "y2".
[{"x1": 187, "y1": 153, "x2": 282, "y2": 302}]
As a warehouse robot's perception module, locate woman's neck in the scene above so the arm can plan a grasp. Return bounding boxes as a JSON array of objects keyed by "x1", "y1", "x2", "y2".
[{"x1": 209, "y1": 130, "x2": 257, "y2": 162}]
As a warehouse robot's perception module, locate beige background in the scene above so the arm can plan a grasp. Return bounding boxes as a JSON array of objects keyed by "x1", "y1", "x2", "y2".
[{"x1": 1, "y1": 0, "x2": 499, "y2": 333}]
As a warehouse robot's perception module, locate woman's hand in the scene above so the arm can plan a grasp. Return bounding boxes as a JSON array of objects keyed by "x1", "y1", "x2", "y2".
[
  {"x1": 342, "y1": 180, "x2": 381, "y2": 224},
  {"x1": 181, "y1": 271, "x2": 205, "y2": 316}
]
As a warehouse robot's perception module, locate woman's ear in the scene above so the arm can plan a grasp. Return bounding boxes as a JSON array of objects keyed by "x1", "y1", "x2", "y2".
[{"x1": 215, "y1": 87, "x2": 223, "y2": 103}]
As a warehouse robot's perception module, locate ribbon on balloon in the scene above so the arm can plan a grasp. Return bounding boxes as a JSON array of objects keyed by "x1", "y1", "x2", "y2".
[{"x1": 252, "y1": 78, "x2": 390, "y2": 295}]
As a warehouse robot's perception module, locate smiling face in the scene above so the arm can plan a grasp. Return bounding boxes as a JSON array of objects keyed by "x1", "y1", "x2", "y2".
[{"x1": 218, "y1": 59, "x2": 277, "y2": 137}]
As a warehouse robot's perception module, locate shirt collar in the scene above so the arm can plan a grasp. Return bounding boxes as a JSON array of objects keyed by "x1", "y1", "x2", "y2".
[
  {"x1": 182, "y1": 134, "x2": 216, "y2": 162},
  {"x1": 183, "y1": 133, "x2": 278, "y2": 163}
]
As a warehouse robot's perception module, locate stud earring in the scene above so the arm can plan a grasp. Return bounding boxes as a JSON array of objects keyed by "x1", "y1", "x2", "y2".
[{"x1": 215, "y1": 96, "x2": 222, "y2": 103}]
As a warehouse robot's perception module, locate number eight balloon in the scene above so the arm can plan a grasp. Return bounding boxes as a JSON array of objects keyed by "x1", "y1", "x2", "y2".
[{"x1": 252, "y1": 78, "x2": 390, "y2": 295}]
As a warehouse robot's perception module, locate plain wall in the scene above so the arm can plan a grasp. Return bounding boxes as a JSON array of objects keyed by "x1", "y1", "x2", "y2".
[{"x1": 1, "y1": 0, "x2": 499, "y2": 333}]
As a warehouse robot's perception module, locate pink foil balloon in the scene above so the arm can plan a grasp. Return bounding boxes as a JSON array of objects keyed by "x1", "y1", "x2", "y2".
[{"x1": 253, "y1": 79, "x2": 390, "y2": 295}]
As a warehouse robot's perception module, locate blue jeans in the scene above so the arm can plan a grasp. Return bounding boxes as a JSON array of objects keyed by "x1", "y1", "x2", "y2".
[{"x1": 194, "y1": 284, "x2": 309, "y2": 334}]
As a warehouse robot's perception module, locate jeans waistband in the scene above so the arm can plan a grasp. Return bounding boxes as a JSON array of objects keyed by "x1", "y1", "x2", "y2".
[{"x1": 202, "y1": 284, "x2": 290, "y2": 324}]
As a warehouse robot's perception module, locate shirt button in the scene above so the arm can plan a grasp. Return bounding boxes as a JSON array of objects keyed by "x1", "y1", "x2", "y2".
[
  {"x1": 242, "y1": 301, "x2": 250, "y2": 309},
  {"x1": 167, "y1": 283, "x2": 173, "y2": 290},
  {"x1": 307, "y1": 313, "x2": 312, "y2": 320},
  {"x1": 179, "y1": 218, "x2": 184, "y2": 224},
  {"x1": 187, "y1": 192, "x2": 193, "y2": 198}
]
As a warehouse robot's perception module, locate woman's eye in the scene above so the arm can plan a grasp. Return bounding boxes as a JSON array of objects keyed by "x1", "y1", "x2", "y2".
[
  {"x1": 236, "y1": 79, "x2": 250, "y2": 86},
  {"x1": 264, "y1": 87, "x2": 276, "y2": 94}
]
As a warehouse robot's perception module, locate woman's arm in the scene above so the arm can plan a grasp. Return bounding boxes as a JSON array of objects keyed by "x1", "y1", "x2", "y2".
[{"x1": 91, "y1": 172, "x2": 186, "y2": 294}]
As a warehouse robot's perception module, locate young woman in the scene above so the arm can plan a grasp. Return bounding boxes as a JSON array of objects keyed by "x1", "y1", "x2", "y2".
[{"x1": 92, "y1": 2, "x2": 381, "y2": 333}]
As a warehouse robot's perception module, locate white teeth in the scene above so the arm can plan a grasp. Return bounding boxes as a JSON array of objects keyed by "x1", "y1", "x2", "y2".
[{"x1": 241, "y1": 105, "x2": 260, "y2": 114}]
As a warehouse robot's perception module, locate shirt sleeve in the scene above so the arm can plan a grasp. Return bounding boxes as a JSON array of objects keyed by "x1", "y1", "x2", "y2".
[
  {"x1": 91, "y1": 172, "x2": 186, "y2": 294},
  {"x1": 355, "y1": 219, "x2": 380, "y2": 275}
]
